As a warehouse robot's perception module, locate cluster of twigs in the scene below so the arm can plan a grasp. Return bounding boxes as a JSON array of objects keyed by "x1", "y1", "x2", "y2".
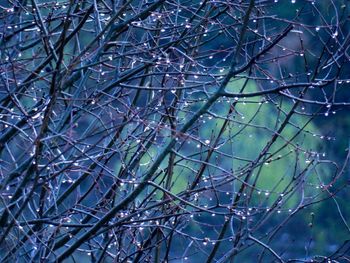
[{"x1": 0, "y1": 0, "x2": 350, "y2": 262}]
